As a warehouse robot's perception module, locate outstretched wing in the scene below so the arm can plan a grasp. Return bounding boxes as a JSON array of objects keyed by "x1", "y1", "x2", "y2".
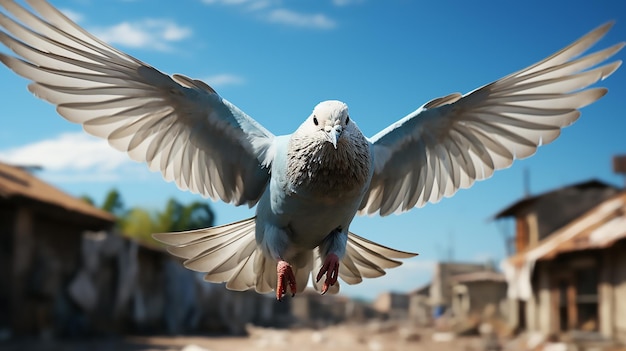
[
  {"x1": 360, "y1": 23, "x2": 623, "y2": 216},
  {"x1": 0, "y1": 0, "x2": 275, "y2": 206}
]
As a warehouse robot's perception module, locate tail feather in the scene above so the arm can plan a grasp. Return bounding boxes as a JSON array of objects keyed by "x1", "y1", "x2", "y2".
[
  {"x1": 339, "y1": 232, "x2": 418, "y2": 285},
  {"x1": 254, "y1": 252, "x2": 276, "y2": 294},
  {"x1": 338, "y1": 251, "x2": 364, "y2": 284},
  {"x1": 225, "y1": 250, "x2": 258, "y2": 291},
  {"x1": 348, "y1": 232, "x2": 417, "y2": 260},
  {"x1": 152, "y1": 217, "x2": 259, "y2": 290},
  {"x1": 153, "y1": 219, "x2": 418, "y2": 295},
  {"x1": 153, "y1": 218, "x2": 255, "y2": 248},
  {"x1": 293, "y1": 252, "x2": 313, "y2": 294}
]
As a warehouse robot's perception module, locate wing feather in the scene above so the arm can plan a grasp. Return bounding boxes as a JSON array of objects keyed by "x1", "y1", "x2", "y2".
[
  {"x1": 0, "y1": 0, "x2": 274, "y2": 206},
  {"x1": 362, "y1": 23, "x2": 623, "y2": 215}
]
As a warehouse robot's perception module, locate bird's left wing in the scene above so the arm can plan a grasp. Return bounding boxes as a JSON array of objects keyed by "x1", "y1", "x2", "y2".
[
  {"x1": 360, "y1": 23, "x2": 623, "y2": 216},
  {"x1": 0, "y1": 0, "x2": 275, "y2": 206}
]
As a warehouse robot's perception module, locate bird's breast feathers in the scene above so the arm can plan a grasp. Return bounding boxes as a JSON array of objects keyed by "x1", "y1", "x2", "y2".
[{"x1": 286, "y1": 131, "x2": 371, "y2": 198}]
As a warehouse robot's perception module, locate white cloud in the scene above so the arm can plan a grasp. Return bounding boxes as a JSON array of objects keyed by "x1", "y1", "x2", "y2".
[
  {"x1": 265, "y1": 9, "x2": 336, "y2": 29},
  {"x1": 91, "y1": 19, "x2": 192, "y2": 51},
  {"x1": 44, "y1": 172, "x2": 122, "y2": 184},
  {"x1": 332, "y1": 0, "x2": 365, "y2": 6},
  {"x1": 246, "y1": 0, "x2": 274, "y2": 11},
  {"x1": 202, "y1": 0, "x2": 274, "y2": 10},
  {"x1": 0, "y1": 132, "x2": 129, "y2": 173},
  {"x1": 203, "y1": 0, "x2": 251, "y2": 4},
  {"x1": 203, "y1": 73, "x2": 245, "y2": 87},
  {"x1": 202, "y1": 0, "x2": 336, "y2": 29},
  {"x1": 160, "y1": 22, "x2": 192, "y2": 41},
  {"x1": 60, "y1": 8, "x2": 84, "y2": 23}
]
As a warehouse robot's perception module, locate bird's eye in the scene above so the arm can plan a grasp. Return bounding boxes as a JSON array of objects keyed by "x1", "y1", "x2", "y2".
[
  {"x1": 313, "y1": 116, "x2": 319, "y2": 126},
  {"x1": 346, "y1": 115, "x2": 350, "y2": 124}
]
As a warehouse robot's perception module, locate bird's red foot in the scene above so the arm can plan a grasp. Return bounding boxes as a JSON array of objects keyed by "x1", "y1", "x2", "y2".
[
  {"x1": 276, "y1": 260, "x2": 296, "y2": 301},
  {"x1": 316, "y1": 253, "x2": 340, "y2": 294}
]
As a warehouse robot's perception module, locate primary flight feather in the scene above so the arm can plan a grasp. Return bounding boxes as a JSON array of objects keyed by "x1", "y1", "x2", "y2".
[{"x1": 0, "y1": 0, "x2": 622, "y2": 299}]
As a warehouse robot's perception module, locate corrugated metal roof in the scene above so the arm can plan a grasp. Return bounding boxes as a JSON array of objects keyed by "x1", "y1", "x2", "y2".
[{"x1": 0, "y1": 162, "x2": 115, "y2": 222}]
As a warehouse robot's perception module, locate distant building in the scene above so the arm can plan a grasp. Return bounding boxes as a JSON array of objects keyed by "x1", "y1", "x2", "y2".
[
  {"x1": 0, "y1": 162, "x2": 115, "y2": 336},
  {"x1": 429, "y1": 261, "x2": 497, "y2": 318},
  {"x1": 449, "y1": 270, "x2": 507, "y2": 321},
  {"x1": 408, "y1": 284, "x2": 431, "y2": 326},
  {"x1": 372, "y1": 291, "x2": 411, "y2": 319},
  {"x1": 372, "y1": 261, "x2": 505, "y2": 327},
  {"x1": 290, "y1": 289, "x2": 357, "y2": 326},
  {"x1": 501, "y1": 182, "x2": 626, "y2": 344}
]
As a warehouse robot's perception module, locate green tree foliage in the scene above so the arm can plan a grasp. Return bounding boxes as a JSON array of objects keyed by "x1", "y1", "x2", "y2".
[
  {"x1": 96, "y1": 189, "x2": 215, "y2": 245},
  {"x1": 156, "y1": 199, "x2": 215, "y2": 232},
  {"x1": 80, "y1": 195, "x2": 95, "y2": 206},
  {"x1": 101, "y1": 189, "x2": 124, "y2": 217},
  {"x1": 119, "y1": 207, "x2": 159, "y2": 244}
]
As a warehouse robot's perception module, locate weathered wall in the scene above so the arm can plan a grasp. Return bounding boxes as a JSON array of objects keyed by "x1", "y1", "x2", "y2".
[
  {"x1": 466, "y1": 281, "x2": 507, "y2": 317},
  {"x1": 0, "y1": 201, "x2": 15, "y2": 332},
  {"x1": 11, "y1": 205, "x2": 87, "y2": 335},
  {"x1": 611, "y1": 240, "x2": 626, "y2": 343},
  {"x1": 533, "y1": 187, "x2": 618, "y2": 242}
]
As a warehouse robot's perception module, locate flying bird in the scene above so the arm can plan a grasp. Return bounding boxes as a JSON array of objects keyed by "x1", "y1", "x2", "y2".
[{"x1": 0, "y1": 0, "x2": 623, "y2": 300}]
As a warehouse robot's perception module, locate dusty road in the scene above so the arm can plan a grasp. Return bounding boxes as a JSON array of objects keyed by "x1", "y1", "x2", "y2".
[{"x1": 0, "y1": 324, "x2": 490, "y2": 351}]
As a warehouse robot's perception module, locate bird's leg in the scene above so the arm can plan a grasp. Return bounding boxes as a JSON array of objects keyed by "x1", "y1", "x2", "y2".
[
  {"x1": 316, "y1": 228, "x2": 347, "y2": 294},
  {"x1": 259, "y1": 224, "x2": 298, "y2": 300},
  {"x1": 276, "y1": 259, "x2": 297, "y2": 301},
  {"x1": 316, "y1": 253, "x2": 340, "y2": 294}
]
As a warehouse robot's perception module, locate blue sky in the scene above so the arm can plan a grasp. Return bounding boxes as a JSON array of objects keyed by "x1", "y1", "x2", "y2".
[{"x1": 0, "y1": 0, "x2": 625, "y2": 300}]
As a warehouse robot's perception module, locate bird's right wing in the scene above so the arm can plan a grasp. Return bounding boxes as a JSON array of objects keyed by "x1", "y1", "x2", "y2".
[{"x1": 0, "y1": 0, "x2": 275, "y2": 206}]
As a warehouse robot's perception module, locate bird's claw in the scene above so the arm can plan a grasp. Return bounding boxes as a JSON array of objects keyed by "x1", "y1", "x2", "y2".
[
  {"x1": 316, "y1": 253, "x2": 339, "y2": 295},
  {"x1": 276, "y1": 260, "x2": 297, "y2": 301}
]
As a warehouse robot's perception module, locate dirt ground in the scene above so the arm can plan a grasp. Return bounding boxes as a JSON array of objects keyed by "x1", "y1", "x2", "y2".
[{"x1": 0, "y1": 324, "x2": 493, "y2": 351}]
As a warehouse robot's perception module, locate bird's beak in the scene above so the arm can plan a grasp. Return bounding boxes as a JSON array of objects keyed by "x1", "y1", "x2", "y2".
[{"x1": 325, "y1": 126, "x2": 342, "y2": 149}]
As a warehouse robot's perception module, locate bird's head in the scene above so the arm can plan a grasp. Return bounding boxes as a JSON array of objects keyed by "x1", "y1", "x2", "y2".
[
  {"x1": 301, "y1": 100, "x2": 352, "y2": 149},
  {"x1": 288, "y1": 100, "x2": 371, "y2": 194}
]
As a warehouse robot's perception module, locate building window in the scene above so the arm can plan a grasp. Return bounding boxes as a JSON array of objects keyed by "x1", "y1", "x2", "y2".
[{"x1": 575, "y1": 268, "x2": 598, "y2": 331}]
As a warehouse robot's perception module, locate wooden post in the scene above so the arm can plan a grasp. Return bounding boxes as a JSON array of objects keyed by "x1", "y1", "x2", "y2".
[
  {"x1": 12, "y1": 206, "x2": 35, "y2": 333},
  {"x1": 567, "y1": 278, "x2": 577, "y2": 330}
]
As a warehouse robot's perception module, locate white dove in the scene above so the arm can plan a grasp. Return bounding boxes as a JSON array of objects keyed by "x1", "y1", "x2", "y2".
[{"x1": 0, "y1": 0, "x2": 623, "y2": 300}]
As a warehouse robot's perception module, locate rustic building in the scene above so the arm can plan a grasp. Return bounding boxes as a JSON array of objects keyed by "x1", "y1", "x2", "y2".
[
  {"x1": 69, "y1": 230, "x2": 288, "y2": 336},
  {"x1": 449, "y1": 270, "x2": 507, "y2": 321},
  {"x1": 494, "y1": 179, "x2": 619, "y2": 254},
  {"x1": 371, "y1": 262, "x2": 505, "y2": 328},
  {"x1": 291, "y1": 289, "x2": 354, "y2": 327},
  {"x1": 372, "y1": 291, "x2": 411, "y2": 319},
  {"x1": 429, "y1": 261, "x2": 498, "y2": 319},
  {"x1": 0, "y1": 162, "x2": 115, "y2": 336},
  {"x1": 502, "y1": 189, "x2": 626, "y2": 344},
  {"x1": 408, "y1": 284, "x2": 431, "y2": 326},
  {"x1": 0, "y1": 162, "x2": 288, "y2": 338},
  {"x1": 133, "y1": 241, "x2": 287, "y2": 335}
]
